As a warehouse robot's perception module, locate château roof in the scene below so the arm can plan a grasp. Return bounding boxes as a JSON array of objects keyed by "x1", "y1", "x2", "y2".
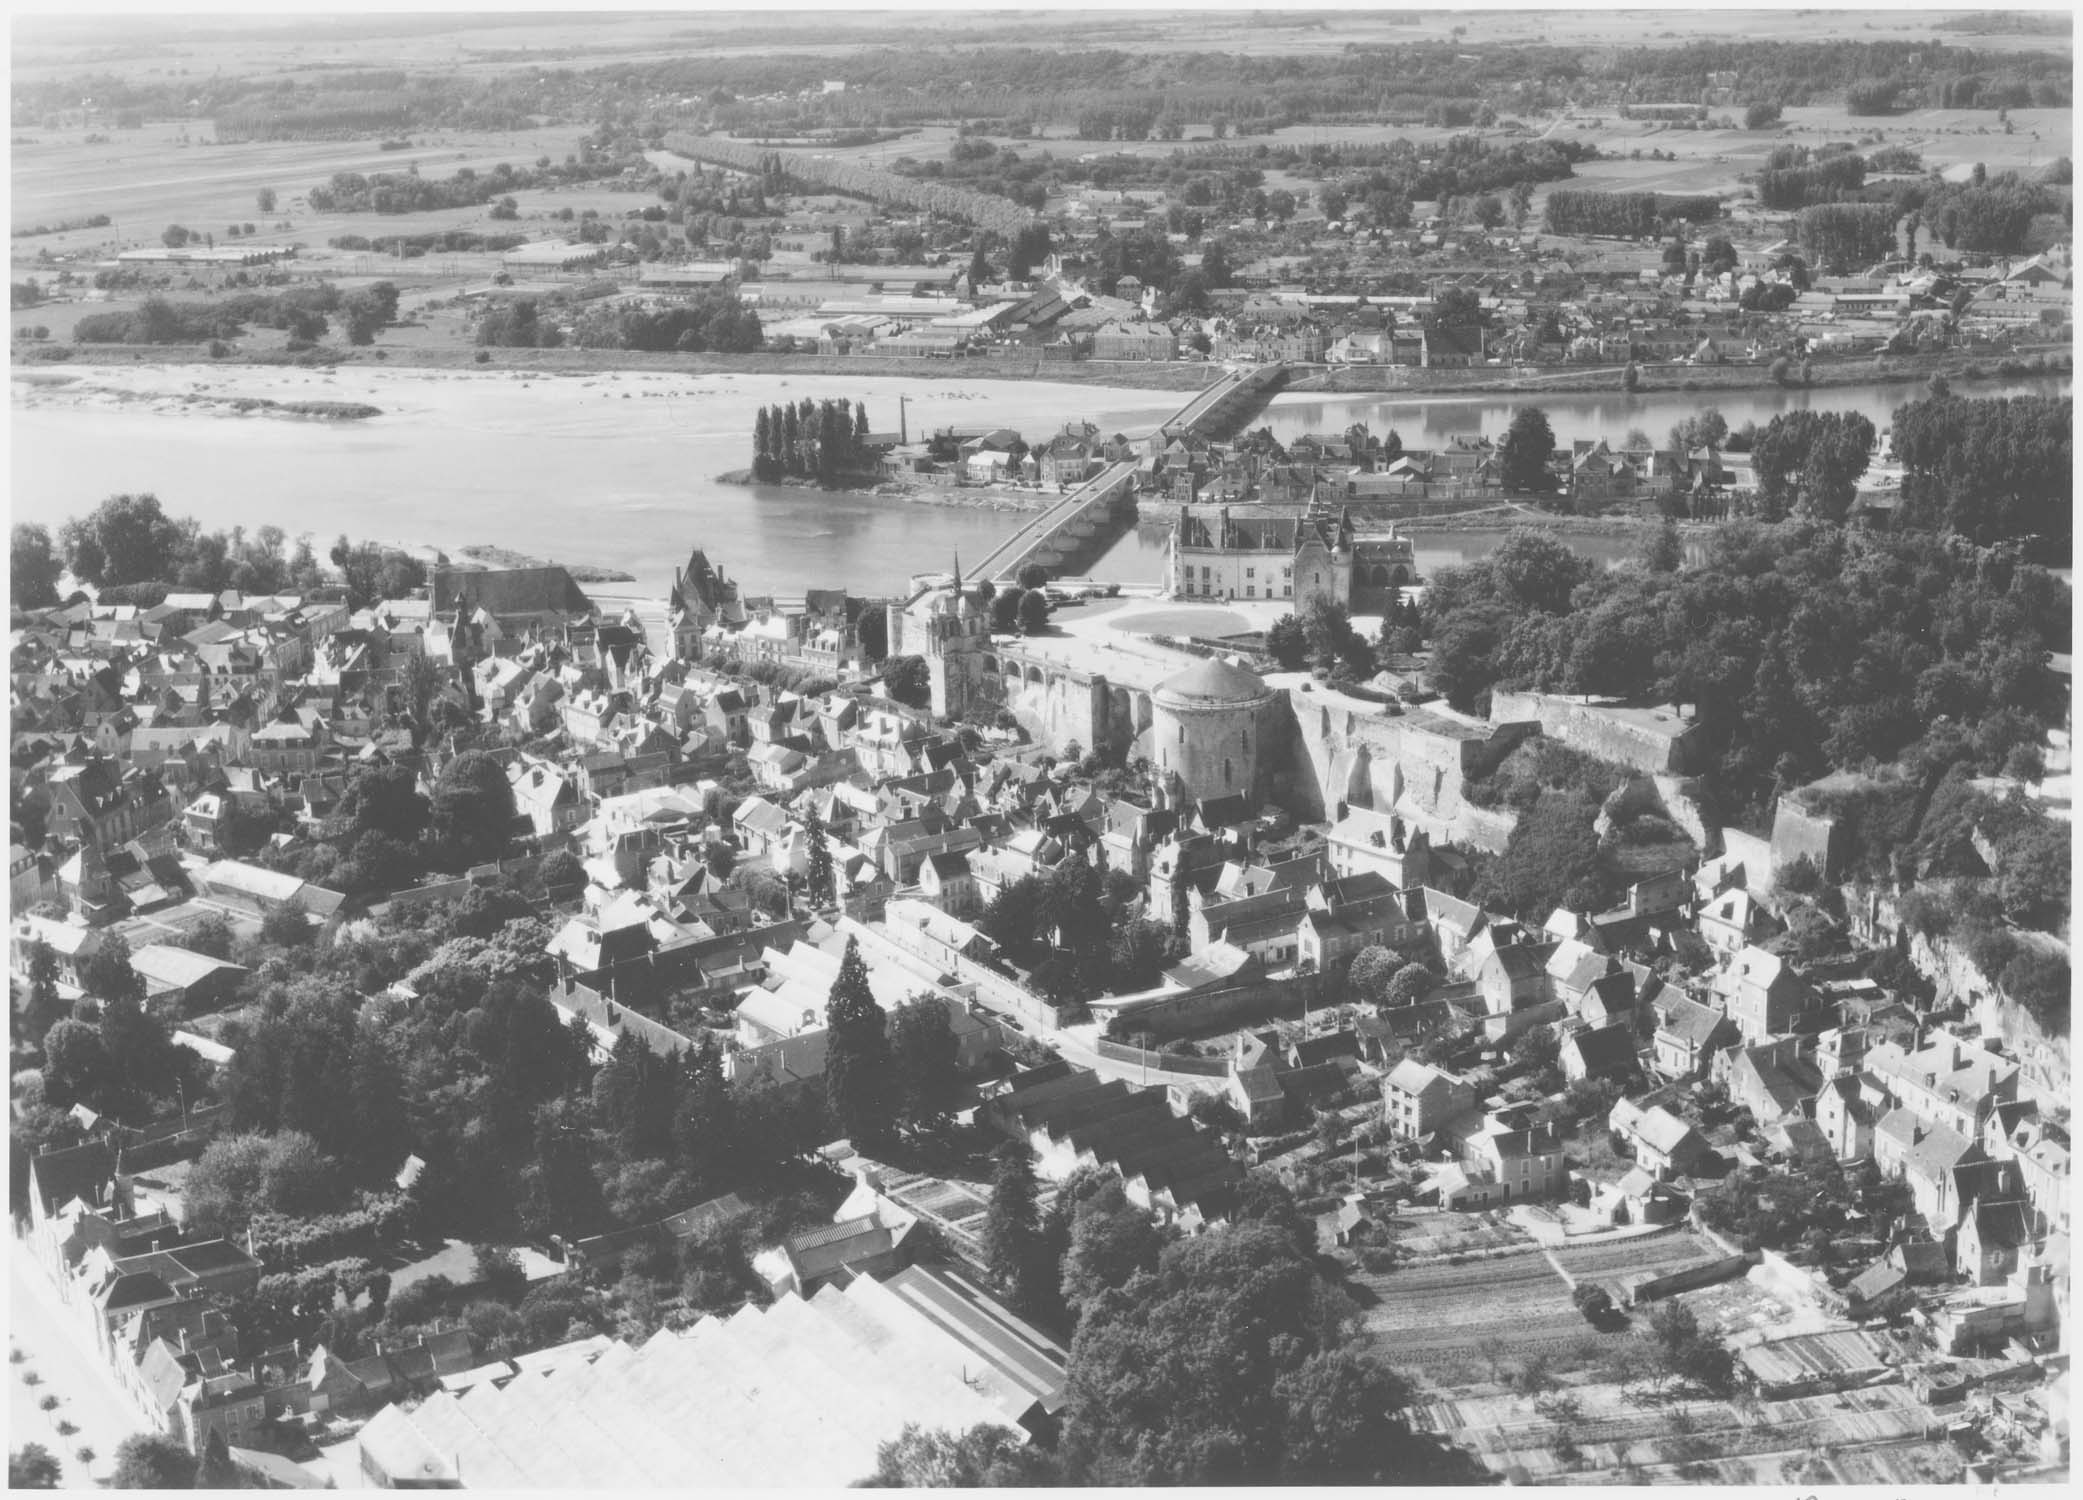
[{"x1": 1153, "y1": 657, "x2": 1272, "y2": 711}]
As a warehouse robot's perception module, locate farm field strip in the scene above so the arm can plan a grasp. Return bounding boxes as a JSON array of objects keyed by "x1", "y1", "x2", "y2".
[
  {"x1": 1549, "y1": 1229, "x2": 1719, "y2": 1280},
  {"x1": 1432, "y1": 1379, "x2": 1936, "y2": 1482},
  {"x1": 1352, "y1": 1250, "x2": 1597, "y2": 1377}
]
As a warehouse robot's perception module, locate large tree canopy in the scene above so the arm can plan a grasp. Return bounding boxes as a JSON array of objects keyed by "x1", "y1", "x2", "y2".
[
  {"x1": 1424, "y1": 522, "x2": 2067, "y2": 823},
  {"x1": 1059, "y1": 1220, "x2": 1428, "y2": 1484}
]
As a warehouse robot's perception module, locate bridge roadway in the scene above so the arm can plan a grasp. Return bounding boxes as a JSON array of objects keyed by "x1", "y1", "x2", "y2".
[
  {"x1": 1166, "y1": 362, "x2": 1264, "y2": 431},
  {"x1": 968, "y1": 461, "x2": 1139, "y2": 582},
  {"x1": 969, "y1": 363, "x2": 1285, "y2": 583}
]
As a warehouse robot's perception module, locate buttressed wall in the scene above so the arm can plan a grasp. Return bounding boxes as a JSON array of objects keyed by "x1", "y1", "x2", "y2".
[{"x1": 1279, "y1": 689, "x2": 1539, "y2": 848}]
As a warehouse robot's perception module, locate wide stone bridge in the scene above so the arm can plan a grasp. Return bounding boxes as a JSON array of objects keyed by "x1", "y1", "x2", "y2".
[{"x1": 969, "y1": 362, "x2": 1289, "y2": 583}]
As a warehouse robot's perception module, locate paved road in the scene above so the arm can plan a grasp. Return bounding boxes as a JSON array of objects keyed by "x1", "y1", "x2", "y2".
[{"x1": 9, "y1": 1248, "x2": 144, "y2": 1487}]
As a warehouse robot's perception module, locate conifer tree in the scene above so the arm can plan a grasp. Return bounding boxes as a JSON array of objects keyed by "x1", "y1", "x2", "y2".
[
  {"x1": 804, "y1": 808, "x2": 836, "y2": 907},
  {"x1": 23, "y1": 939, "x2": 62, "y2": 1048},
  {"x1": 673, "y1": 1033, "x2": 737, "y2": 1195},
  {"x1": 855, "y1": 400, "x2": 869, "y2": 446},
  {"x1": 983, "y1": 1142, "x2": 1052, "y2": 1317},
  {"x1": 195, "y1": 1429, "x2": 238, "y2": 1490},
  {"x1": 591, "y1": 1030, "x2": 646, "y2": 1148},
  {"x1": 823, "y1": 937, "x2": 893, "y2": 1144},
  {"x1": 754, "y1": 406, "x2": 771, "y2": 475},
  {"x1": 817, "y1": 402, "x2": 844, "y2": 488},
  {"x1": 781, "y1": 403, "x2": 801, "y2": 476}
]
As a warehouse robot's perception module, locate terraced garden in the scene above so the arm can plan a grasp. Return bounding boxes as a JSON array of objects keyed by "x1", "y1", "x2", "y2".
[
  {"x1": 1350, "y1": 1248, "x2": 1600, "y2": 1385},
  {"x1": 1551, "y1": 1228, "x2": 1721, "y2": 1289},
  {"x1": 1417, "y1": 1371, "x2": 1951, "y2": 1484}
]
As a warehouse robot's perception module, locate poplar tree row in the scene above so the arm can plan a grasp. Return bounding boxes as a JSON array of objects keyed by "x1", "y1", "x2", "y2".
[{"x1": 752, "y1": 398, "x2": 872, "y2": 487}]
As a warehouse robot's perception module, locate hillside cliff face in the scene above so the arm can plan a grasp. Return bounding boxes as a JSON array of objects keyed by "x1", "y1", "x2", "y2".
[{"x1": 1856, "y1": 886, "x2": 2071, "y2": 1105}]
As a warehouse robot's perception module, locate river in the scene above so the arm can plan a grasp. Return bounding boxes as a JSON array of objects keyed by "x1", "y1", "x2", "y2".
[
  {"x1": 9, "y1": 365, "x2": 1184, "y2": 600},
  {"x1": 12, "y1": 365, "x2": 2067, "y2": 602}
]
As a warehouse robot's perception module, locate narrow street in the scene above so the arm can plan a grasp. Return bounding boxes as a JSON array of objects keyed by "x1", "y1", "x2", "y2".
[{"x1": 9, "y1": 1248, "x2": 145, "y2": 1487}]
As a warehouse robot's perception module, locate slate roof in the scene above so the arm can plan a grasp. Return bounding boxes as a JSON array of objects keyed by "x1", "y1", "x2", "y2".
[
  {"x1": 1968, "y1": 1198, "x2": 2034, "y2": 1252},
  {"x1": 1153, "y1": 658, "x2": 1272, "y2": 709},
  {"x1": 128, "y1": 944, "x2": 246, "y2": 992},
  {"x1": 1659, "y1": 995, "x2": 1731, "y2": 1046},
  {"x1": 31, "y1": 1141, "x2": 115, "y2": 1216},
  {"x1": 1875, "y1": 1108, "x2": 1981, "y2": 1182},
  {"x1": 1563, "y1": 1023, "x2": 1637, "y2": 1077},
  {"x1": 431, "y1": 567, "x2": 592, "y2": 617}
]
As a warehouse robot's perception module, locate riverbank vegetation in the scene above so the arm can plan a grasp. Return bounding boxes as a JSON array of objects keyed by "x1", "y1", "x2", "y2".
[{"x1": 12, "y1": 490, "x2": 423, "y2": 608}]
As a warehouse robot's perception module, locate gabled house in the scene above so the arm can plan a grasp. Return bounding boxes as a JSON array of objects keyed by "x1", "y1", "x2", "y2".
[
  {"x1": 1722, "y1": 1036, "x2": 1823, "y2": 1126},
  {"x1": 1560, "y1": 1023, "x2": 1638, "y2": 1085},
  {"x1": 917, "y1": 850, "x2": 980, "y2": 918},
  {"x1": 1382, "y1": 1058, "x2": 1477, "y2": 1141},
  {"x1": 1476, "y1": 940, "x2": 1562, "y2": 1040},
  {"x1": 1324, "y1": 804, "x2": 1430, "y2": 888},
  {"x1": 1432, "y1": 1104, "x2": 1568, "y2": 1207},
  {"x1": 1873, "y1": 1108, "x2": 1986, "y2": 1227},
  {"x1": 1653, "y1": 993, "x2": 1736, "y2": 1079},
  {"x1": 1814, "y1": 1073, "x2": 1885, "y2": 1162},
  {"x1": 733, "y1": 795, "x2": 790, "y2": 857},
  {"x1": 1954, "y1": 1198, "x2": 2035, "y2": 1287},
  {"x1": 1609, "y1": 1098, "x2": 1716, "y2": 1180},
  {"x1": 1712, "y1": 944, "x2": 1812, "y2": 1045},
  {"x1": 1870, "y1": 1035, "x2": 2020, "y2": 1141},
  {"x1": 1697, "y1": 887, "x2": 1778, "y2": 956}
]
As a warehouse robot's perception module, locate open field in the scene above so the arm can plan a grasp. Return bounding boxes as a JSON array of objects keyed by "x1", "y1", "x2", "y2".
[
  {"x1": 8, "y1": 121, "x2": 604, "y2": 248},
  {"x1": 16, "y1": 10, "x2": 2061, "y2": 91}
]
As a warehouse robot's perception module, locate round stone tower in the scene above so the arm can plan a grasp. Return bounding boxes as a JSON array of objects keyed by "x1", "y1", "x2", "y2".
[{"x1": 1151, "y1": 656, "x2": 1276, "y2": 804}]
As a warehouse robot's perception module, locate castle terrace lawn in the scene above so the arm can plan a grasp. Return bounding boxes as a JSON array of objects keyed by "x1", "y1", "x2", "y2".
[{"x1": 1108, "y1": 606, "x2": 1254, "y2": 640}]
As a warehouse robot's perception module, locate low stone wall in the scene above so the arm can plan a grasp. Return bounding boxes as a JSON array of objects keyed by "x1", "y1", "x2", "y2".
[
  {"x1": 1096, "y1": 969, "x2": 1330, "y2": 1042},
  {"x1": 1622, "y1": 1253, "x2": 1753, "y2": 1306},
  {"x1": 1094, "y1": 1038, "x2": 1230, "y2": 1078},
  {"x1": 1488, "y1": 689, "x2": 1704, "y2": 776}
]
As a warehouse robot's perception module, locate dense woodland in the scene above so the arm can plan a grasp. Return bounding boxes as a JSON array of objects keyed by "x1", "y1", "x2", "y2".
[
  {"x1": 1544, "y1": 190, "x2": 1723, "y2": 238},
  {"x1": 566, "y1": 287, "x2": 764, "y2": 354},
  {"x1": 1419, "y1": 393, "x2": 2070, "y2": 1024}
]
